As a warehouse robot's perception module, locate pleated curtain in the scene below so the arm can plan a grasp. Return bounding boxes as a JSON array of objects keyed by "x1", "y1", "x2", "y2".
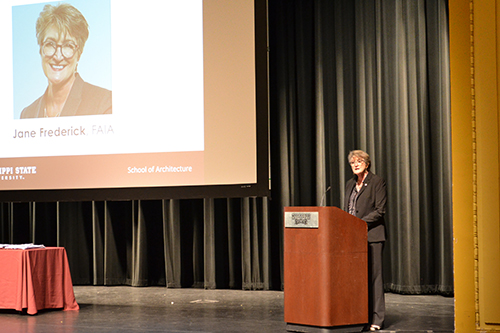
[
  {"x1": 0, "y1": 0, "x2": 453, "y2": 295},
  {"x1": 269, "y1": 0, "x2": 452, "y2": 294}
]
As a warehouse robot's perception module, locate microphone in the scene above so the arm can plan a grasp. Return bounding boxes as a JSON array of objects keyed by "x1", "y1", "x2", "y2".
[{"x1": 320, "y1": 186, "x2": 331, "y2": 206}]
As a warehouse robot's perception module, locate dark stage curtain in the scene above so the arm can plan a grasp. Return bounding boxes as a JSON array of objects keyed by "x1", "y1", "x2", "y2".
[
  {"x1": 0, "y1": 199, "x2": 274, "y2": 290},
  {"x1": 269, "y1": 0, "x2": 452, "y2": 295},
  {"x1": 0, "y1": 0, "x2": 452, "y2": 295}
]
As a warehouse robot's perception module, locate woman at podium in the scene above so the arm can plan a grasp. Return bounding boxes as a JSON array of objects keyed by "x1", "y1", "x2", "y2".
[{"x1": 344, "y1": 150, "x2": 387, "y2": 331}]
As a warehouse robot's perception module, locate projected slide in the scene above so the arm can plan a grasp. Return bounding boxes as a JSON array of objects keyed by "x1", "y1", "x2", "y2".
[
  {"x1": 1, "y1": 0, "x2": 207, "y2": 190},
  {"x1": 0, "y1": 0, "x2": 262, "y2": 199}
]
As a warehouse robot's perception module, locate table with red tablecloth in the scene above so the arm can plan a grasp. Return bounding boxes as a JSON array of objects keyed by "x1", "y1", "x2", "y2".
[{"x1": 0, "y1": 247, "x2": 79, "y2": 315}]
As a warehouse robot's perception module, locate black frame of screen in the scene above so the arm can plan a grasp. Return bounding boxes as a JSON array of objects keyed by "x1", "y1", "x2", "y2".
[{"x1": 0, "y1": 0, "x2": 269, "y2": 202}]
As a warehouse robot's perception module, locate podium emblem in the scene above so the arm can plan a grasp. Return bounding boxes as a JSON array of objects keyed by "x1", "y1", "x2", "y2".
[{"x1": 284, "y1": 212, "x2": 319, "y2": 228}]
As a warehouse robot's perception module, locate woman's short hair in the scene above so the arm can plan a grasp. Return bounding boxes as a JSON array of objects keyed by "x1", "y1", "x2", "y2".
[
  {"x1": 36, "y1": 3, "x2": 89, "y2": 57},
  {"x1": 348, "y1": 150, "x2": 371, "y2": 171}
]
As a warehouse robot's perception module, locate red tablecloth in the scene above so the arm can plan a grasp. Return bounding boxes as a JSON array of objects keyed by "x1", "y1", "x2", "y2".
[{"x1": 0, "y1": 247, "x2": 79, "y2": 315}]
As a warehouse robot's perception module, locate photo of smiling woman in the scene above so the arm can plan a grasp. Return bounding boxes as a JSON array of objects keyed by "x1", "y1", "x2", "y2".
[{"x1": 20, "y1": 3, "x2": 111, "y2": 118}]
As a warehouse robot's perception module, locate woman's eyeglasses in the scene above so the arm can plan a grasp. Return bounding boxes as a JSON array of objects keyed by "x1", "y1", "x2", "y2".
[
  {"x1": 349, "y1": 159, "x2": 365, "y2": 166},
  {"x1": 42, "y1": 41, "x2": 78, "y2": 59}
]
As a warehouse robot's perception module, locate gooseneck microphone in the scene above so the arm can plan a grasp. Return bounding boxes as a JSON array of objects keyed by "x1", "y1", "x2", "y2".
[{"x1": 320, "y1": 186, "x2": 331, "y2": 206}]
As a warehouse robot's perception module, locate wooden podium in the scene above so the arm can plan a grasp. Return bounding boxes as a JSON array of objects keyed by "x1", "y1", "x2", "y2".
[{"x1": 284, "y1": 206, "x2": 368, "y2": 332}]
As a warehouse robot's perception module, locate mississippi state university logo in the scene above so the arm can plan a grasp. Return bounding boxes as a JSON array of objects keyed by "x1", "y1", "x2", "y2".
[
  {"x1": 291, "y1": 213, "x2": 311, "y2": 226},
  {"x1": 284, "y1": 211, "x2": 319, "y2": 228}
]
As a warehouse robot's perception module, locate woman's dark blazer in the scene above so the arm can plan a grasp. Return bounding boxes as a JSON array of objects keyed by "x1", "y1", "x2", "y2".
[
  {"x1": 343, "y1": 171, "x2": 387, "y2": 243},
  {"x1": 20, "y1": 73, "x2": 111, "y2": 118}
]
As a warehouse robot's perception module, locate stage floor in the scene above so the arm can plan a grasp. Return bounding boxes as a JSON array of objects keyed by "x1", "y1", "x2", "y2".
[{"x1": 0, "y1": 286, "x2": 453, "y2": 332}]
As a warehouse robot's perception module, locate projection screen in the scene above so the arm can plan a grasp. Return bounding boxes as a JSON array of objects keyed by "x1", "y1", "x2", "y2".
[{"x1": 0, "y1": 0, "x2": 269, "y2": 202}]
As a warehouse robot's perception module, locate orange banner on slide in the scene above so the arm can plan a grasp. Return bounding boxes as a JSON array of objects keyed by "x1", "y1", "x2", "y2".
[{"x1": 0, "y1": 151, "x2": 204, "y2": 190}]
